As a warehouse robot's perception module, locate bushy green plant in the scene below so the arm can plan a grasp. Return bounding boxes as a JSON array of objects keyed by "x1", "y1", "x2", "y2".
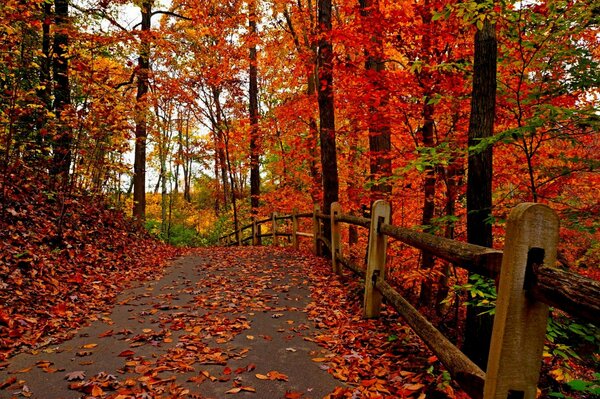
[
  {"x1": 145, "y1": 219, "x2": 201, "y2": 246},
  {"x1": 549, "y1": 373, "x2": 600, "y2": 398},
  {"x1": 167, "y1": 223, "x2": 201, "y2": 246},
  {"x1": 451, "y1": 273, "x2": 497, "y2": 315}
]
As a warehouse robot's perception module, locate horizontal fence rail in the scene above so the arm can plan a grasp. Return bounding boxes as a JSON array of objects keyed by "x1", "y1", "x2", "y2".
[{"x1": 219, "y1": 201, "x2": 600, "y2": 399}]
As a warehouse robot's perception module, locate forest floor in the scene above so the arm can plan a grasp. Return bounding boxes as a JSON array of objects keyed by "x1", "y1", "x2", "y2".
[{"x1": 0, "y1": 247, "x2": 461, "y2": 399}]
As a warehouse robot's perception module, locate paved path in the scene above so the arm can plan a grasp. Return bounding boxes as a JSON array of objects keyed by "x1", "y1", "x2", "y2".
[{"x1": 0, "y1": 248, "x2": 341, "y2": 399}]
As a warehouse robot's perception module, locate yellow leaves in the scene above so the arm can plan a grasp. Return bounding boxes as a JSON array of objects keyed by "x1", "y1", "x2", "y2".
[
  {"x1": 81, "y1": 343, "x2": 98, "y2": 349},
  {"x1": 255, "y1": 370, "x2": 289, "y2": 381},
  {"x1": 225, "y1": 386, "x2": 256, "y2": 394}
]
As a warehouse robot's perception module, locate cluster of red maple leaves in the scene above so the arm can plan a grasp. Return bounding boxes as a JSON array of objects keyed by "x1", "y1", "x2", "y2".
[{"x1": 0, "y1": 167, "x2": 182, "y2": 360}]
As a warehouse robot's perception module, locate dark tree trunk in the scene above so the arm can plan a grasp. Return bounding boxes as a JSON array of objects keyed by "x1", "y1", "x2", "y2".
[
  {"x1": 183, "y1": 118, "x2": 192, "y2": 203},
  {"x1": 436, "y1": 156, "x2": 462, "y2": 315},
  {"x1": 50, "y1": 0, "x2": 72, "y2": 183},
  {"x1": 419, "y1": 103, "x2": 436, "y2": 306},
  {"x1": 464, "y1": 17, "x2": 497, "y2": 370},
  {"x1": 35, "y1": 1, "x2": 52, "y2": 158},
  {"x1": 317, "y1": 0, "x2": 339, "y2": 254},
  {"x1": 133, "y1": 0, "x2": 152, "y2": 221},
  {"x1": 249, "y1": 0, "x2": 261, "y2": 242},
  {"x1": 360, "y1": 0, "x2": 392, "y2": 202},
  {"x1": 212, "y1": 86, "x2": 230, "y2": 209},
  {"x1": 415, "y1": 2, "x2": 437, "y2": 307}
]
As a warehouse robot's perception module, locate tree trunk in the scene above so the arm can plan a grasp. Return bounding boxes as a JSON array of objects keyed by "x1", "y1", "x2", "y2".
[
  {"x1": 35, "y1": 1, "x2": 52, "y2": 160},
  {"x1": 212, "y1": 86, "x2": 230, "y2": 209},
  {"x1": 419, "y1": 102, "x2": 436, "y2": 306},
  {"x1": 182, "y1": 116, "x2": 192, "y2": 203},
  {"x1": 317, "y1": 0, "x2": 339, "y2": 254},
  {"x1": 464, "y1": 16, "x2": 497, "y2": 370},
  {"x1": 360, "y1": 0, "x2": 392, "y2": 202},
  {"x1": 416, "y1": 2, "x2": 437, "y2": 307},
  {"x1": 133, "y1": 0, "x2": 152, "y2": 221},
  {"x1": 249, "y1": 0, "x2": 261, "y2": 243},
  {"x1": 283, "y1": 3, "x2": 321, "y2": 203},
  {"x1": 436, "y1": 156, "x2": 462, "y2": 315},
  {"x1": 50, "y1": 0, "x2": 72, "y2": 184}
]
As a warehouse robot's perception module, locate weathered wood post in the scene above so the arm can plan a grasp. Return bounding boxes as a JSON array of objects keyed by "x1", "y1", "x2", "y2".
[
  {"x1": 292, "y1": 208, "x2": 299, "y2": 250},
  {"x1": 364, "y1": 200, "x2": 391, "y2": 318},
  {"x1": 312, "y1": 204, "x2": 322, "y2": 256},
  {"x1": 272, "y1": 212, "x2": 279, "y2": 246},
  {"x1": 237, "y1": 228, "x2": 242, "y2": 246},
  {"x1": 484, "y1": 203, "x2": 559, "y2": 399},
  {"x1": 331, "y1": 202, "x2": 342, "y2": 274}
]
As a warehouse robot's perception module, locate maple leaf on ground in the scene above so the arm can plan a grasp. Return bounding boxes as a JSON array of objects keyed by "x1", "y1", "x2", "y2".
[
  {"x1": 266, "y1": 370, "x2": 289, "y2": 381},
  {"x1": 65, "y1": 370, "x2": 85, "y2": 381},
  {"x1": 285, "y1": 391, "x2": 304, "y2": 398}
]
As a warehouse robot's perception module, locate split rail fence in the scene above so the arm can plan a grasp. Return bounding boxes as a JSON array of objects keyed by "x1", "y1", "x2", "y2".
[{"x1": 219, "y1": 201, "x2": 599, "y2": 399}]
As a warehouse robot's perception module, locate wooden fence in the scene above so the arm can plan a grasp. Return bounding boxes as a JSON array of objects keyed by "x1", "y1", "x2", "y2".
[{"x1": 219, "y1": 201, "x2": 600, "y2": 399}]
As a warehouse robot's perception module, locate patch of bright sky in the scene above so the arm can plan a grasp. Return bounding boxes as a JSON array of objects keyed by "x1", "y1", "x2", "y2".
[{"x1": 108, "y1": 0, "x2": 172, "y2": 30}]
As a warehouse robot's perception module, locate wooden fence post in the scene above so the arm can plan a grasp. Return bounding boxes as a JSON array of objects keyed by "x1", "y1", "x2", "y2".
[
  {"x1": 313, "y1": 204, "x2": 322, "y2": 256},
  {"x1": 331, "y1": 202, "x2": 342, "y2": 274},
  {"x1": 364, "y1": 200, "x2": 391, "y2": 318},
  {"x1": 292, "y1": 208, "x2": 299, "y2": 250},
  {"x1": 252, "y1": 219, "x2": 258, "y2": 246},
  {"x1": 484, "y1": 203, "x2": 559, "y2": 399},
  {"x1": 272, "y1": 212, "x2": 279, "y2": 246}
]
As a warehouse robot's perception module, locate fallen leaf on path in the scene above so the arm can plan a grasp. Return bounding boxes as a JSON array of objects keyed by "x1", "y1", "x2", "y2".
[
  {"x1": 0, "y1": 376, "x2": 16, "y2": 389},
  {"x1": 267, "y1": 370, "x2": 289, "y2": 381},
  {"x1": 98, "y1": 329, "x2": 113, "y2": 338}
]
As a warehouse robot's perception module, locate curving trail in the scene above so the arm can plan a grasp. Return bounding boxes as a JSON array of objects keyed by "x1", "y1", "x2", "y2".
[{"x1": 0, "y1": 247, "x2": 445, "y2": 399}]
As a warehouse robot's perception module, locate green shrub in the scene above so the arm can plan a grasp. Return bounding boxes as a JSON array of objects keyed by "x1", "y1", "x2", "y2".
[{"x1": 145, "y1": 219, "x2": 201, "y2": 247}]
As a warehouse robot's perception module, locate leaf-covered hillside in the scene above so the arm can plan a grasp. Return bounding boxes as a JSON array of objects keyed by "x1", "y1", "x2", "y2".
[{"x1": 0, "y1": 166, "x2": 182, "y2": 361}]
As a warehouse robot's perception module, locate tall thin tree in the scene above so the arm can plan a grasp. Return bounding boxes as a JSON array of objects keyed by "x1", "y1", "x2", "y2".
[
  {"x1": 51, "y1": 0, "x2": 72, "y2": 183},
  {"x1": 464, "y1": 11, "x2": 497, "y2": 369},
  {"x1": 249, "y1": 0, "x2": 261, "y2": 241},
  {"x1": 317, "y1": 0, "x2": 339, "y2": 253},
  {"x1": 133, "y1": 0, "x2": 152, "y2": 220},
  {"x1": 359, "y1": 0, "x2": 392, "y2": 203}
]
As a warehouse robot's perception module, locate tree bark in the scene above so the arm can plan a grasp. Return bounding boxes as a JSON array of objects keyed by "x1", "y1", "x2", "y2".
[
  {"x1": 35, "y1": 1, "x2": 52, "y2": 159},
  {"x1": 360, "y1": 0, "x2": 392, "y2": 202},
  {"x1": 249, "y1": 0, "x2": 261, "y2": 243},
  {"x1": 465, "y1": 16, "x2": 497, "y2": 369},
  {"x1": 133, "y1": 0, "x2": 152, "y2": 221},
  {"x1": 317, "y1": 0, "x2": 339, "y2": 254},
  {"x1": 414, "y1": 2, "x2": 437, "y2": 307},
  {"x1": 50, "y1": 0, "x2": 72, "y2": 184}
]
